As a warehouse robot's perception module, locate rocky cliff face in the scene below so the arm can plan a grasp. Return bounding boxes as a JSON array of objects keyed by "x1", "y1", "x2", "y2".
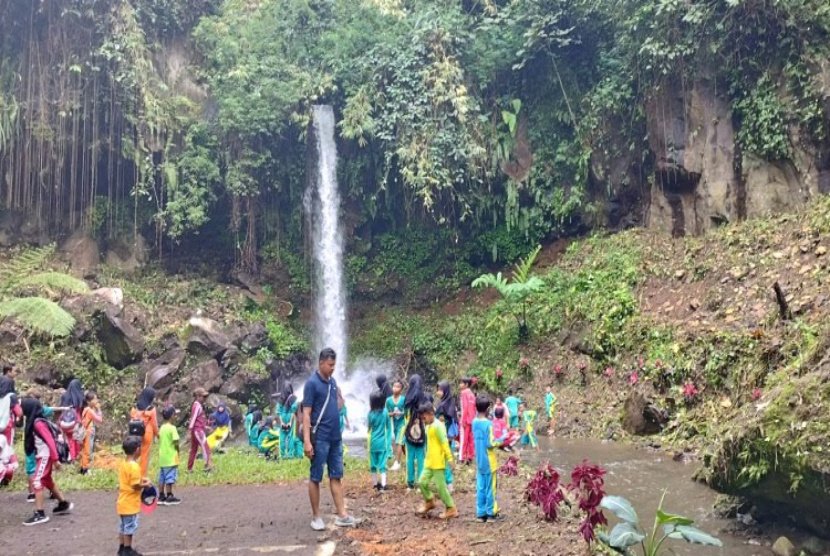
[{"x1": 639, "y1": 66, "x2": 830, "y2": 237}]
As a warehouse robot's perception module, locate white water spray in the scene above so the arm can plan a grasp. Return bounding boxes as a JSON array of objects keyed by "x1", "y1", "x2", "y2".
[{"x1": 307, "y1": 105, "x2": 348, "y2": 369}]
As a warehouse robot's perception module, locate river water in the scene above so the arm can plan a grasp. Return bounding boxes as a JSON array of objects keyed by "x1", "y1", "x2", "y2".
[{"x1": 345, "y1": 435, "x2": 798, "y2": 555}]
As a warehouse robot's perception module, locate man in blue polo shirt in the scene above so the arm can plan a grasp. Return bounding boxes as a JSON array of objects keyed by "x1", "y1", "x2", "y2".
[{"x1": 302, "y1": 348, "x2": 356, "y2": 531}]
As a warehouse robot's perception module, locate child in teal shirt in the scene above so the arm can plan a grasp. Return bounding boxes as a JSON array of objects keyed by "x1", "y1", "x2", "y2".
[
  {"x1": 544, "y1": 386, "x2": 557, "y2": 436},
  {"x1": 367, "y1": 391, "x2": 389, "y2": 490}
]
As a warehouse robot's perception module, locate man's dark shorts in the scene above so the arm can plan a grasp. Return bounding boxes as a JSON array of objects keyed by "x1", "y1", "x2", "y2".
[{"x1": 309, "y1": 438, "x2": 344, "y2": 483}]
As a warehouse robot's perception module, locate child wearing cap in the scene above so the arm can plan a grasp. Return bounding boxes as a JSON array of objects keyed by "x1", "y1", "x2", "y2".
[
  {"x1": 157, "y1": 406, "x2": 181, "y2": 505},
  {"x1": 118, "y1": 435, "x2": 150, "y2": 556}
]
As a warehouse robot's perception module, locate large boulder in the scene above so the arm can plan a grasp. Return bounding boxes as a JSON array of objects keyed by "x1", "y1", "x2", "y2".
[
  {"x1": 219, "y1": 370, "x2": 270, "y2": 402},
  {"x1": 186, "y1": 316, "x2": 232, "y2": 359},
  {"x1": 187, "y1": 359, "x2": 223, "y2": 393},
  {"x1": 30, "y1": 361, "x2": 62, "y2": 389},
  {"x1": 141, "y1": 346, "x2": 186, "y2": 390},
  {"x1": 236, "y1": 322, "x2": 269, "y2": 354},
  {"x1": 96, "y1": 310, "x2": 145, "y2": 369},
  {"x1": 622, "y1": 391, "x2": 667, "y2": 435},
  {"x1": 105, "y1": 235, "x2": 149, "y2": 274},
  {"x1": 61, "y1": 231, "x2": 100, "y2": 278}
]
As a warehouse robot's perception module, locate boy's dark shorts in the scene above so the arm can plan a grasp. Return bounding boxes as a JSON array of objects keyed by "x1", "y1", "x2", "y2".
[{"x1": 309, "y1": 438, "x2": 343, "y2": 483}]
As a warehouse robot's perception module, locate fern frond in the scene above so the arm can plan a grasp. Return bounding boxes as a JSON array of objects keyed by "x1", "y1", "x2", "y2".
[
  {"x1": 0, "y1": 296, "x2": 76, "y2": 337},
  {"x1": 472, "y1": 272, "x2": 510, "y2": 296},
  {"x1": 19, "y1": 272, "x2": 89, "y2": 295},
  {"x1": 512, "y1": 245, "x2": 542, "y2": 284},
  {"x1": 0, "y1": 244, "x2": 56, "y2": 293}
]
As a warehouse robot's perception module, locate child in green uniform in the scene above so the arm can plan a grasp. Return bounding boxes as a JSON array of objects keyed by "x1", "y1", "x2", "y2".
[
  {"x1": 367, "y1": 390, "x2": 389, "y2": 490},
  {"x1": 158, "y1": 406, "x2": 181, "y2": 505},
  {"x1": 519, "y1": 403, "x2": 539, "y2": 450},
  {"x1": 416, "y1": 402, "x2": 458, "y2": 519},
  {"x1": 385, "y1": 380, "x2": 405, "y2": 471},
  {"x1": 277, "y1": 385, "x2": 298, "y2": 459},
  {"x1": 544, "y1": 386, "x2": 557, "y2": 436}
]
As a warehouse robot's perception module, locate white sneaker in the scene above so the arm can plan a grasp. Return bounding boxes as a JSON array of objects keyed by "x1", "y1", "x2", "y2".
[
  {"x1": 335, "y1": 515, "x2": 358, "y2": 528},
  {"x1": 390, "y1": 461, "x2": 401, "y2": 471},
  {"x1": 310, "y1": 517, "x2": 326, "y2": 531}
]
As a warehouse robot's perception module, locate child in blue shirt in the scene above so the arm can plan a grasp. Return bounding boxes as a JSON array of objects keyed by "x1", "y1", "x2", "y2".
[
  {"x1": 472, "y1": 395, "x2": 503, "y2": 522},
  {"x1": 367, "y1": 390, "x2": 389, "y2": 490}
]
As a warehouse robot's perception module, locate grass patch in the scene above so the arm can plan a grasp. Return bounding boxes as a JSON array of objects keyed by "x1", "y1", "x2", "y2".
[{"x1": 4, "y1": 443, "x2": 368, "y2": 493}]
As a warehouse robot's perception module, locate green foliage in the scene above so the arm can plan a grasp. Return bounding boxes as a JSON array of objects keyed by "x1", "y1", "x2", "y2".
[
  {"x1": 0, "y1": 245, "x2": 86, "y2": 337},
  {"x1": 733, "y1": 75, "x2": 791, "y2": 160},
  {"x1": 598, "y1": 492, "x2": 722, "y2": 555},
  {"x1": 0, "y1": 297, "x2": 76, "y2": 337},
  {"x1": 472, "y1": 245, "x2": 545, "y2": 341}
]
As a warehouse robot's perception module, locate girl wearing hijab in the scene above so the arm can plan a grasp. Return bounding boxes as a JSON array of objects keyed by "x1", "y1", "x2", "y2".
[
  {"x1": 400, "y1": 374, "x2": 427, "y2": 488},
  {"x1": 435, "y1": 381, "x2": 458, "y2": 491},
  {"x1": 22, "y1": 398, "x2": 73, "y2": 525},
  {"x1": 130, "y1": 387, "x2": 159, "y2": 477},
  {"x1": 277, "y1": 384, "x2": 299, "y2": 459},
  {"x1": 207, "y1": 403, "x2": 231, "y2": 452},
  {"x1": 58, "y1": 379, "x2": 84, "y2": 461},
  {"x1": 375, "y1": 374, "x2": 393, "y2": 400},
  {"x1": 244, "y1": 405, "x2": 259, "y2": 446}
]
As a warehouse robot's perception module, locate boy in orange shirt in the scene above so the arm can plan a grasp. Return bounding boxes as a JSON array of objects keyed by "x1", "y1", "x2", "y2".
[{"x1": 118, "y1": 436, "x2": 149, "y2": 556}]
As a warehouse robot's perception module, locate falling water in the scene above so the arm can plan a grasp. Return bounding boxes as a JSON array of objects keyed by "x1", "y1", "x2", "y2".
[
  {"x1": 303, "y1": 106, "x2": 394, "y2": 441},
  {"x1": 307, "y1": 104, "x2": 348, "y2": 370}
]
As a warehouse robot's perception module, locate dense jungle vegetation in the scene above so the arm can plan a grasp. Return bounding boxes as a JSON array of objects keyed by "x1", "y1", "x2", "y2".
[{"x1": 1, "y1": 0, "x2": 829, "y2": 277}]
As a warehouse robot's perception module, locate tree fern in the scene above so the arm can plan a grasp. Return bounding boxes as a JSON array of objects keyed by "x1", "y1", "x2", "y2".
[
  {"x1": 19, "y1": 272, "x2": 89, "y2": 295},
  {"x1": 0, "y1": 244, "x2": 57, "y2": 293},
  {"x1": 472, "y1": 245, "x2": 545, "y2": 342},
  {"x1": 0, "y1": 297, "x2": 76, "y2": 337}
]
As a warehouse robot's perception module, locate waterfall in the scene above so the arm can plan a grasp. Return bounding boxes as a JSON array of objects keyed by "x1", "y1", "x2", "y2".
[
  {"x1": 307, "y1": 104, "x2": 348, "y2": 370},
  {"x1": 303, "y1": 105, "x2": 394, "y2": 444}
]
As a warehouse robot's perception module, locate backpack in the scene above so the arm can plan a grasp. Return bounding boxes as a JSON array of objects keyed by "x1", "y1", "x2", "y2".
[
  {"x1": 128, "y1": 419, "x2": 146, "y2": 437},
  {"x1": 60, "y1": 409, "x2": 85, "y2": 443},
  {"x1": 404, "y1": 414, "x2": 426, "y2": 446},
  {"x1": 38, "y1": 418, "x2": 71, "y2": 464}
]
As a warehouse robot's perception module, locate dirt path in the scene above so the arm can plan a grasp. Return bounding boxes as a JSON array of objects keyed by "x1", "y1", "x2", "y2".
[{"x1": 1, "y1": 483, "x2": 341, "y2": 556}]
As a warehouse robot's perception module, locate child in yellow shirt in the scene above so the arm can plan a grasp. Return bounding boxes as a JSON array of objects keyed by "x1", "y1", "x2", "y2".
[
  {"x1": 416, "y1": 402, "x2": 458, "y2": 519},
  {"x1": 118, "y1": 436, "x2": 150, "y2": 556}
]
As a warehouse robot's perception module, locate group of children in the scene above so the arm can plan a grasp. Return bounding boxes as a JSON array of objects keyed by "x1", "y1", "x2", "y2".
[
  {"x1": 364, "y1": 374, "x2": 559, "y2": 521},
  {"x1": 243, "y1": 382, "x2": 352, "y2": 461}
]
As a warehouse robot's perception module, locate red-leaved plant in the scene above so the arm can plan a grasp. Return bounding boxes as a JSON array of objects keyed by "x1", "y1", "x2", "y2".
[
  {"x1": 569, "y1": 461, "x2": 608, "y2": 542},
  {"x1": 628, "y1": 370, "x2": 639, "y2": 385},
  {"x1": 525, "y1": 464, "x2": 565, "y2": 521},
  {"x1": 553, "y1": 364, "x2": 564, "y2": 382},
  {"x1": 499, "y1": 455, "x2": 519, "y2": 477},
  {"x1": 751, "y1": 387, "x2": 762, "y2": 401},
  {"x1": 525, "y1": 460, "x2": 608, "y2": 543},
  {"x1": 683, "y1": 381, "x2": 699, "y2": 403}
]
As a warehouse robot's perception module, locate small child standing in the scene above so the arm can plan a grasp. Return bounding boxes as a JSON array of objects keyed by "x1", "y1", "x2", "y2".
[
  {"x1": 385, "y1": 380, "x2": 405, "y2": 471},
  {"x1": 367, "y1": 390, "x2": 389, "y2": 490},
  {"x1": 472, "y1": 395, "x2": 503, "y2": 522},
  {"x1": 187, "y1": 388, "x2": 211, "y2": 472},
  {"x1": 157, "y1": 406, "x2": 181, "y2": 506},
  {"x1": 544, "y1": 386, "x2": 557, "y2": 436},
  {"x1": 416, "y1": 402, "x2": 458, "y2": 519},
  {"x1": 118, "y1": 436, "x2": 150, "y2": 555},
  {"x1": 519, "y1": 403, "x2": 539, "y2": 450},
  {"x1": 504, "y1": 390, "x2": 522, "y2": 429},
  {"x1": 80, "y1": 391, "x2": 103, "y2": 475}
]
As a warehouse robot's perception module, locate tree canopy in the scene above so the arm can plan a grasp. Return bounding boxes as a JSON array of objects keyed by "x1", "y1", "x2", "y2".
[{"x1": 0, "y1": 0, "x2": 828, "y2": 269}]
